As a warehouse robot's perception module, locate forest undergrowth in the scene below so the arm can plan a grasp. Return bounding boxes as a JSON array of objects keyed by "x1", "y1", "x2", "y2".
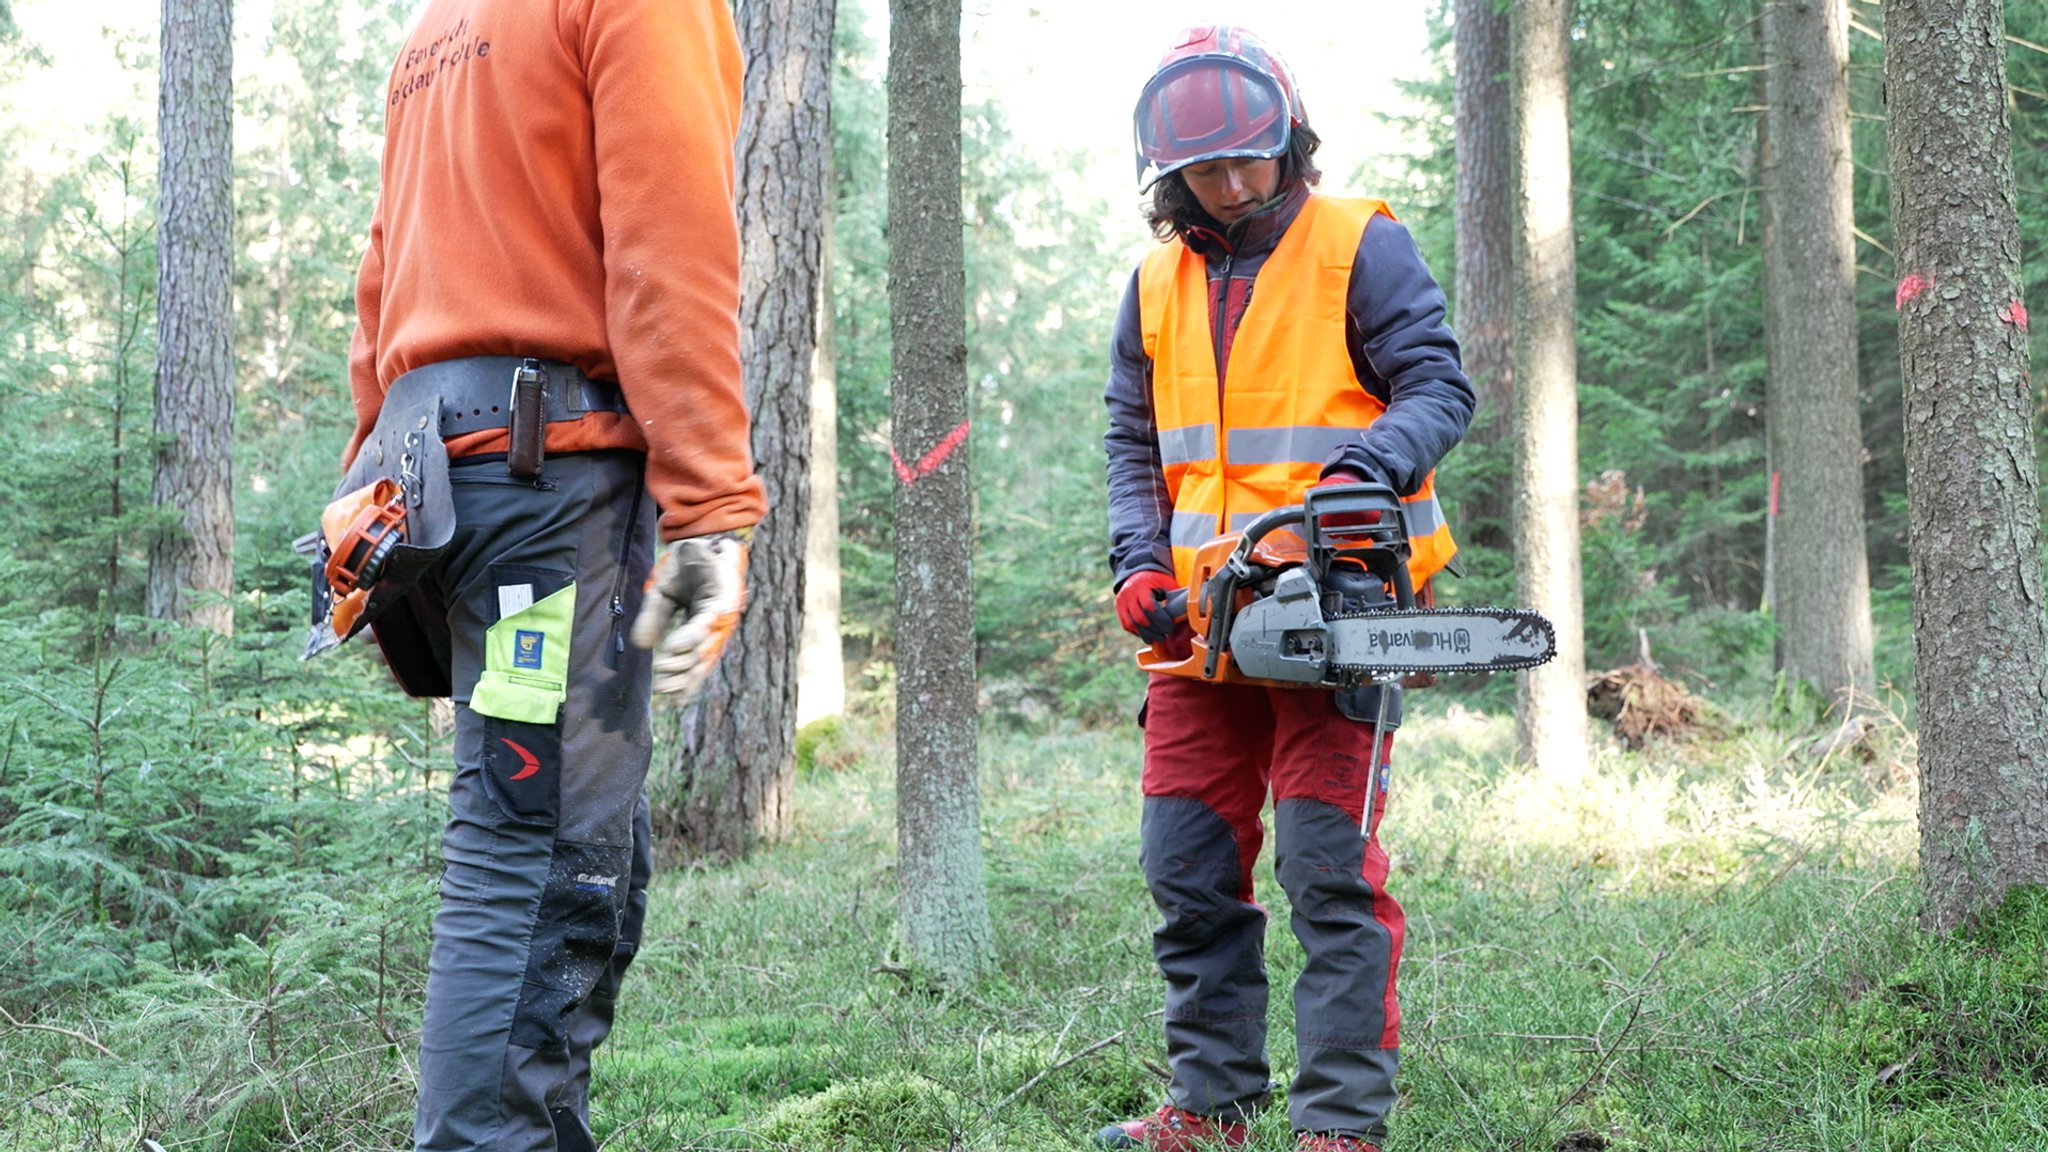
[{"x1": 3, "y1": 642, "x2": 2044, "y2": 1152}]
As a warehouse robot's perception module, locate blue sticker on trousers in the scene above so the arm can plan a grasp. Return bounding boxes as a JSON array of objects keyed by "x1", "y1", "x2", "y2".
[{"x1": 514, "y1": 630, "x2": 544, "y2": 669}]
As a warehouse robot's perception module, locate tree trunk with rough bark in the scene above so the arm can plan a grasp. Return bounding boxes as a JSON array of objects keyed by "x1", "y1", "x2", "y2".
[
  {"x1": 150, "y1": 0, "x2": 235, "y2": 636},
  {"x1": 653, "y1": 0, "x2": 836, "y2": 861},
  {"x1": 1883, "y1": 0, "x2": 2048, "y2": 933},
  {"x1": 1455, "y1": 0, "x2": 1514, "y2": 497},
  {"x1": 889, "y1": 0, "x2": 990, "y2": 982},
  {"x1": 799, "y1": 203, "x2": 846, "y2": 727},
  {"x1": 1761, "y1": 0, "x2": 1875, "y2": 707},
  {"x1": 1511, "y1": 0, "x2": 1589, "y2": 776},
  {"x1": 1754, "y1": 2, "x2": 1779, "y2": 619}
]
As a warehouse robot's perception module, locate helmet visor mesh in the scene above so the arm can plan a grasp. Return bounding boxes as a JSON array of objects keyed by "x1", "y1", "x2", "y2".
[{"x1": 1134, "y1": 55, "x2": 1291, "y2": 188}]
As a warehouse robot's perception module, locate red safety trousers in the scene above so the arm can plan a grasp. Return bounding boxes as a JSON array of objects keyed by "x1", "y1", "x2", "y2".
[{"x1": 1137, "y1": 673, "x2": 1404, "y2": 1142}]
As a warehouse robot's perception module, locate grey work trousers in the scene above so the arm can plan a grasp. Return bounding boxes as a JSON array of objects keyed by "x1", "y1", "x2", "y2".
[{"x1": 411, "y1": 450, "x2": 657, "y2": 1152}]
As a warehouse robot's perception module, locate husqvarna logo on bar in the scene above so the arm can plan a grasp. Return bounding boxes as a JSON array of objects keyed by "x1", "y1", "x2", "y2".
[{"x1": 1368, "y1": 628, "x2": 1472, "y2": 655}]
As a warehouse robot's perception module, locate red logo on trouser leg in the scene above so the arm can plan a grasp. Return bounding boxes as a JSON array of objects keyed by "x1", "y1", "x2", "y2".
[{"x1": 502, "y1": 738, "x2": 541, "y2": 781}]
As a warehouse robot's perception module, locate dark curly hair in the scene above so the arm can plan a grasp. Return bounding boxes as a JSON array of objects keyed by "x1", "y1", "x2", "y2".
[{"x1": 1144, "y1": 122, "x2": 1323, "y2": 241}]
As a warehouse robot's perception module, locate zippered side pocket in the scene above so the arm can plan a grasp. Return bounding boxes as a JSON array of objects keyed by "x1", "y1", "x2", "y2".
[{"x1": 606, "y1": 460, "x2": 649, "y2": 660}]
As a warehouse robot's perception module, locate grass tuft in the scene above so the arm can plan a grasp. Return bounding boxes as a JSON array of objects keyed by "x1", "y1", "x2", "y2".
[{"x1": 754, "y1": 1073, "x2": 964, "y2": 1150}]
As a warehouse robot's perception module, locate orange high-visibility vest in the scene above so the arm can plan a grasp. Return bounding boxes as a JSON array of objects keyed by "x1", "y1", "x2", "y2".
[{"x1": 1139, "y1": 195, "x2": 1458, "y2": 589}]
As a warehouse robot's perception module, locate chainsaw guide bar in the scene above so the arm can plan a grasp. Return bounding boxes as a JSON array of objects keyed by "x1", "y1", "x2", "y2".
[
  {"x1": 1223, "y1": 561, "x2": 1558, "y2": 685},
  {"x1": 1316, "y1": 605, "x2": 1559, "y2": 678}
]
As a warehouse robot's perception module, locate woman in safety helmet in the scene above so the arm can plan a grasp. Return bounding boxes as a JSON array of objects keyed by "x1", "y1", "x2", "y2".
[{"x1": 1101, "y1": 25, "x2": 1475, "y2": 1152}]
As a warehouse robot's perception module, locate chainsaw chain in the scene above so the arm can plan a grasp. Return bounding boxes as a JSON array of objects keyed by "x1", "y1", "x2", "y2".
[{"x1": 1320, "y1": 604, "x2": 1559, "y2": 677}]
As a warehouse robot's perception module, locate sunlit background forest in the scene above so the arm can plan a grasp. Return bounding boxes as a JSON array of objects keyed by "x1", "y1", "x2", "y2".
[{"x1": 4, "y1": 0, "x2": 2048, "y2": 1148}]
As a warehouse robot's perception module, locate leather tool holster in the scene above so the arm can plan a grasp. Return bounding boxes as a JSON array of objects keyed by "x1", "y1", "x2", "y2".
[{"x1": 297, "y1": 357, "x2": 627, "y2": 697}]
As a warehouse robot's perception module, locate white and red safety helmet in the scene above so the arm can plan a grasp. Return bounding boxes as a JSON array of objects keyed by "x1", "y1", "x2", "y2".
[{"x1": 1133, "y1": 25, "x2": 1308, "y2": 191}]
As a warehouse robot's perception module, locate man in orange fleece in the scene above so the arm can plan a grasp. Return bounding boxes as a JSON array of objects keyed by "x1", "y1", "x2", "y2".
[{"x1": 343, "y1": 1, "x2": 764, "y2": 1148}]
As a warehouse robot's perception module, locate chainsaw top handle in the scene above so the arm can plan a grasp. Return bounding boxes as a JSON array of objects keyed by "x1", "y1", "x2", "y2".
[{"x1": 1303, "y1": 482, "x2": 1414, "y2": 610}]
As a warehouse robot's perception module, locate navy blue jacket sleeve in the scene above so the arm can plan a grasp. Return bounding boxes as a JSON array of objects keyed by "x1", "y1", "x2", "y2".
[
  {"x1": 1328, "y1": 216, "x2": 1476, "y2": 494},
  {"x1": 1103, "y1": 270, "x2": 1176, "y2": 588}
]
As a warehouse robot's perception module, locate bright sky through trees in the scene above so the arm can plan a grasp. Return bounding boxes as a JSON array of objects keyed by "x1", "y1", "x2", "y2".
[{"x1": 6, "y1": 0, "x2": 1440, "y2": 259}]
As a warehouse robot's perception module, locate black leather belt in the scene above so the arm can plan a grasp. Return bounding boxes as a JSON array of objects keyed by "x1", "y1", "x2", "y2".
[{"x1": 384, "y1": 356, "x2": 629, "y2": 438}]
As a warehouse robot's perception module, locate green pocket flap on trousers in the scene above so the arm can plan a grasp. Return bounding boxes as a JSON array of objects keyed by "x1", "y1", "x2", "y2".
[{"x1": 470, "y1": 582, "x2": 576, "y2": 724}]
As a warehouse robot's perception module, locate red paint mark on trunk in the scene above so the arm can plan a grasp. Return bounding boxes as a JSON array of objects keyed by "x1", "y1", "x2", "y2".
[
  {"x1": 890, "y1": 419, "x2": 972, "y2": 485},
  {"x1": 2000, "y1": 300, "x2": 2030, "y2": 332},
  {"x1": 1769, "y1": 471, "x2": 1780, "y2": 518},
  {"x1": 1895, "y1": 274, "x2": 1929, "y2": 310}
]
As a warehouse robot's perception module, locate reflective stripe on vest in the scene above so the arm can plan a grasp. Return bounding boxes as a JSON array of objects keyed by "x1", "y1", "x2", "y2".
[
  {"x1": 1158, "y1": 424, "x2": 1218, "y2": 468},
  {"x1": 1171, "y1": 511, "x2": 1218, "y2": 551},
  {"x1": 1138, "y1": 194, "x2": 1458, "y2": 589}
]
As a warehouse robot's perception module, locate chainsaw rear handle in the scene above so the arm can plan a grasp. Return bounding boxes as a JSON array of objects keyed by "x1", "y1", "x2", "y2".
[{"x1": 1128, "y1": 589, "x2": 1191, "y2": 677}]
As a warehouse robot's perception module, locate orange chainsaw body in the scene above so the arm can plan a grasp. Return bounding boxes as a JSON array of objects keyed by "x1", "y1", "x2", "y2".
[
  {"x1": 319, "y1": 478, "x2": 408, "y2": 637},
  {"x1": 1135, "y1": 528, "x2": 1309, "y2": 687}
]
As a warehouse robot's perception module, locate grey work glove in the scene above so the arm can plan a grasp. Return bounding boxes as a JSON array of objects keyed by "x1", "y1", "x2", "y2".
[{"x1": 629, "y1": 531, "x2": 749, "y2": 700}]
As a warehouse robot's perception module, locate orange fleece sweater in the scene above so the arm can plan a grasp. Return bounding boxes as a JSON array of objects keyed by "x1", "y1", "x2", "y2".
[{"x1": 346, "y1": 0, "x2": 765, "y2": 541}]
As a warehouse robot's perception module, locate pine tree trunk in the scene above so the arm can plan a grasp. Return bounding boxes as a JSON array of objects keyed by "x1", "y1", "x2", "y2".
[
  {"x1": 799, "y1": 203, "x2": 846, "y2": 727},
  {"x1": 1761, "y1": 0, "x2": 1875, "y2": 706},
  {"x1": 1753, "y1": 2, "x2": 1780, "y2": 618},
  {"x1": 149, "y1": 0, "x2": 235, "y2": 636},
  {"x1": 889, "y1": 0, "x2": 990, "y2": 982},
  {"x1": 1455, "y1": 0, "x2": 1514, "y2": 480},
  {"x1": 1511, "y1": 0, "x2": 1589, "y2": 775},
  {"x1": 1883, "y1": 0, "x2": 2048, "y2": 932},
  {"x1": 654, "y1": 0, "x2": 836, "y2": 861}
]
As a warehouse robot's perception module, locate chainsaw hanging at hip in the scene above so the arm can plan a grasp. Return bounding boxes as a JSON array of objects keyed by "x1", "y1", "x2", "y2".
[{"x1": 294, "y1": 382, "x2": 457, "y2": 663}]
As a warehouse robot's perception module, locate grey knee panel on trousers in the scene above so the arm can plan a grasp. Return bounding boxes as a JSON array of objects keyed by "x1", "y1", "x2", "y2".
[
  {"x1": 511, "y1": 839, "x2": 635, "y2": 1053},
  {"x1": 549, "y1": 795, "x2": 652, "y2": 1152},
  {"x1": 1274, "y1": 798, "x2": 1398, "y2": 1139},
  {"x1": 1141, "y1": 795, "x2": 1272, "y2": 1121}
]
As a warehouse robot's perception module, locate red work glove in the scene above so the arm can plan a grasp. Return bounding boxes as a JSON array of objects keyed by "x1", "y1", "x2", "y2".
[
  {"x1": 1312, "y1": 469, "x2": 1384, "y2": 528},
  {"x1": 1114, "y1": 569, "x2": 1181, "y2": 644}
]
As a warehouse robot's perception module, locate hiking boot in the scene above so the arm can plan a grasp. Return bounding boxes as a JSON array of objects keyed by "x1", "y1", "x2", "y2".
[
  {"x1": 1295, "y1": 1134, "x2": 1380, "y2": 1152},
  {"x1": 1095, "y1": 1104, "x2": 1251, "y2": 1150}
]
